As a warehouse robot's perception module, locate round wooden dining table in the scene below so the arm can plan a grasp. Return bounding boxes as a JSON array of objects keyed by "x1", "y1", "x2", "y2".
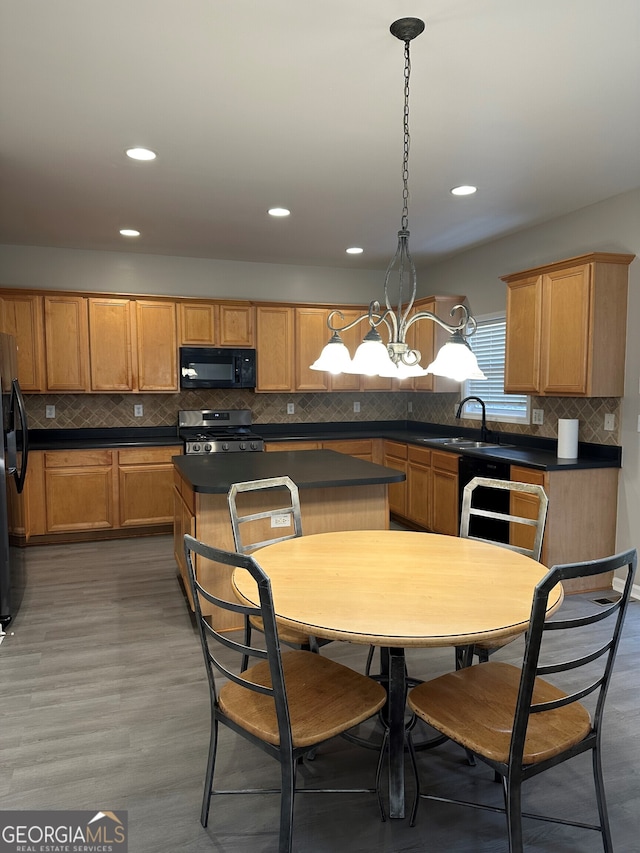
[{"x1": 232, "y1": 529, "x2": 563, "y2": 818}]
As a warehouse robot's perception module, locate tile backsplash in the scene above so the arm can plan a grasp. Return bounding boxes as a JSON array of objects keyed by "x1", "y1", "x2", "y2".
[{"x1": 25, "y1": 390, "x2": 621, "y2": 445}]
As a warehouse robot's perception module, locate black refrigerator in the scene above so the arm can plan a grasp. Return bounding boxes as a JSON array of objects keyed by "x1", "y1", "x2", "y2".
[{"x1": 0, "y1": 333, "x2": 29, "y2": 629}]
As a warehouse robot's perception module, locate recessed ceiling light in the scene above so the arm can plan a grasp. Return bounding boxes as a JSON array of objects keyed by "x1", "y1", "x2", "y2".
[
  {"x1": 126, "y1": 147, "x2": 157, "y2": 161},
  {"x1": 268, "y1": 207, "x2": 290, "y2": 217},
  {"x1": 120, "y1": 229, "x2": 140, "y2": 237},
  {"x1": 450, "y1": 185, "x2": 477, "y2": 196},
  {"x1": 346, "y1": 247, "x2": 364, "y2": 255}
]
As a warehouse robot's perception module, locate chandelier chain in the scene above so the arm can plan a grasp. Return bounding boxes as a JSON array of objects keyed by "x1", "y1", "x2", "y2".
[{"x1": 401, "y1": 39, "x2": 411, "y2": 232}]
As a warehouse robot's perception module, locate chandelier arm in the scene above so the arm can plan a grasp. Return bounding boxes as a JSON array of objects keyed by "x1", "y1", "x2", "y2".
[
  {"x1": 327, "y1": 307, "x2": 396, "y2": 340},
  {"x1": 403, "y1": 303, "x2": 472, "y2": 336}
]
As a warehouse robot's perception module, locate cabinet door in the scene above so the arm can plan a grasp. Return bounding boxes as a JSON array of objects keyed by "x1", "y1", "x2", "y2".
[
  {"x1": 256, "y1": 306, "x2": 294, "y2": 391},
  {"x1": 295, "y1": 307, "x2": 330, "y2": 391},
  {"x1": 323, "y1": 439, "x2": 374, "y2": 462},
  {"x1": 510, "y1": 465, "x2": 548, "y2": 562},
  {"x1": 179, "y1": 302, "x2": 217, "y2": 345},
  {"x1": 265, "y1": 441, "x2": 321, "y2": 451},
  {"x1": 431, "y1": 451, "x2": 460, "y2": 536},
  {"x1": 43, "y1": 295, "x2": 89, "y2": 391},
  {"x1": 118, "y1": 446, "x2": 181, "y2": 526},
  {"x1": 174, "y1": 485, "x2": 196, "y2": 605},
  {"x1": 89, "y1": 298, "x2": 134, "y2": 391},
  {"x1": 384, "y1": 441, "x2": 408, "y2": 517},
  {"x1": 219, "y1": 303, "x2": 254, "y2": 347},
  {"x1": 135, "y1": 301, "x2": 178, "y2": 391},
  {"x1": 541, "y1": 265, "x2": 591, "y2": 395},
  {"x1": 44, "y1": 450, "x2": 114, "y2": 532},
  {"x1": 407, "y1": 446, "x2": 432, "y2": 529},
  {"x1": 504, "y1": 276, "x2": 542, "y2": 393},
  {"x1": 0, "y1": 293, "x2": 45, "y2": 391}
]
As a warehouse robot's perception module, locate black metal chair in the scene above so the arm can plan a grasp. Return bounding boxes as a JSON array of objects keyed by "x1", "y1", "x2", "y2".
[
  {"x1": 455, "y1": 476, "x2": 549, "y2": 668},
  {"x1": 406, "y1": 548, "x2": 637, "y2": 853},
  {"x1": 184, "y1": 533, "x2": 388, "y2": 853},
  {"x1": 228, "y1": 476, "x2": 331, "y2": 669}
]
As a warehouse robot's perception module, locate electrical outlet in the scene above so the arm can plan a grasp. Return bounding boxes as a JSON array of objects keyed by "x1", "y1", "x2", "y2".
[
  {"x1": 286, "y1": 402, "x2": 295, "y2": 415},
  {"x1": 407, "y1": 401, "x2": 413, "y2": 414},
  {"x1": 532, "y1": 409, "x2": 544, "y2": 425},
  {"x1": 134, "y1": 404, "x2": 144, "y2": 417},
  {"x1": 353, "y1": 401, "x2": 360, "y2": 413},
  {"x1": 45, "y1": 405, "x2": 55, "y2": 419},
  {"x1": 604, "y1": 413, "x2": 615, "y2": 431},
  {"x1": 637, "y1": 414, "x2": 640, "y2": 433},
  {"x1": 271, "y1": 514, "x2": 291, "y2": 528}
]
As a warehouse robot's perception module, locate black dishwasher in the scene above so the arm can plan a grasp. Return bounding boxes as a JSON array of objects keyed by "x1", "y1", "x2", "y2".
[{"x1": 458, "y1": 455, "x2": 511, "y2": 543}]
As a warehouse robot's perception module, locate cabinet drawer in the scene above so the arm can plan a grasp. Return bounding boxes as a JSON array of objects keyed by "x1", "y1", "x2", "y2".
[
  {"x1": 324, "y1": 439, "x2": 373, "y2": 456},
  {"x1": 432, "y1": 449, "x2": 460, "y2": 473},
  {"x1": 384, "y1": 440, "x2": 408, "y2": 460},
  {"x1": 44, "y1": 449, "x2": 113, "y2": 468},
  {"x1": 119, "y1": 446, "x2": 181, "y2": 465},
  {"x1": 408, "y1": 445, "x2": 431, "y2": 466}
]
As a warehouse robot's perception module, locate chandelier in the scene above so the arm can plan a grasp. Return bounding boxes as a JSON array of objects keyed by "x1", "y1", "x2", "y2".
[{"x1": 311, "y1": 17, "x2": 485, "y2": 382}]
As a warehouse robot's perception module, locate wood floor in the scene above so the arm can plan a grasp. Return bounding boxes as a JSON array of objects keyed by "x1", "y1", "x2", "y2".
[{"x1": 1, "y1": 535, "x2": 638, "y2": 852}]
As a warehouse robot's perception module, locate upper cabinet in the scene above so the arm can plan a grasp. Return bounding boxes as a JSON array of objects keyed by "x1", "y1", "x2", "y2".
[
  {"x1": 44, "y1": 295, "x2": 89, "y2": 392},
  {"x1": 88, "y1": 298, "x2": 178, "y2": 392},
  {"x1": 255, "y1": 305, "x2": 295, "y2": 391},
  {"x1": 178, "y1": 301, "x2": 254, "y2": 347},
  {"x1": 407, "y1": 295, "x2": 466, "y2": 393},
  {"x1": 503, "y1": 253, "x2": 634, "y2": 396},
  {"x1": 0, "y1": 293, "x2": 45, "y2": 391}
]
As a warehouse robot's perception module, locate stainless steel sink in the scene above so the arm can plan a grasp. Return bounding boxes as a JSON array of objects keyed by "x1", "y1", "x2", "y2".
[{"x1": 444, "y1": 440, "x2": 501, "y2": 448}]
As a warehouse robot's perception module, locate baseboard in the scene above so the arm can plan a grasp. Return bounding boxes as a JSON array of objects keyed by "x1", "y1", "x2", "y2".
[{"x1": 612, "y1": 575, "x2": 640, "y2": 601}]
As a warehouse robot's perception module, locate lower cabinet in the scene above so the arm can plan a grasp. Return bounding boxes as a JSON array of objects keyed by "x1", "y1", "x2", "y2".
[
  {"x1": 383, "y1": 441, "x2": 409, "y2": 518},
  {"x1": 12, "y1": 445, "x2": 181, "y2": 542},
  {"x1": 510, "y1": 463, "x2": 619, "y2": 592}
]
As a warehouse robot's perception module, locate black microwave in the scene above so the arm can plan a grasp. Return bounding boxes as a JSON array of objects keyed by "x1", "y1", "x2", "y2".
[{"x1": 179, "y1": 347, "x2": 256, "y2": 389}]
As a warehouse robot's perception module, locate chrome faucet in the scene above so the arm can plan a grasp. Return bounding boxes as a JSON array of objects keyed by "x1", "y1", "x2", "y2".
[{"x1": 456, "y1": 396, "x2": 491, "y2": 443}]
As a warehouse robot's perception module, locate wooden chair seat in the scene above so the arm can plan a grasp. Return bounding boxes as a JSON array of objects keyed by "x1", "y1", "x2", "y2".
[
  {"x1": 220, "y1": 649, "x2": 386, "y2": 748},
  {"x1": 408, "y1": 660, "x2": 591, "y2": 764}
]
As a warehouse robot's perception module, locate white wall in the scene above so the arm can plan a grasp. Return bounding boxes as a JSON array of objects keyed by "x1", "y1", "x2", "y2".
[
  {"x1": 420, "y1": 188, "x2": 640, "y2": 553},
  {"x1": 0, "y1": 244, "x2": 382, "y2": 305}
]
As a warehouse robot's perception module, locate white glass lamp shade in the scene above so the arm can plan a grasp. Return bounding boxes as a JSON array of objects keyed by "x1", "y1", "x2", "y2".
[
  {"x1": 309, "y1": 333, "x2": 353, "y2": 374},
  {"x1": 377, "y1": 356, "x2": 429, "y2": 379},
  {"x1": 425, "y1": 333, "x2": 486, "y2": 382},
  {"x1": 346, "y1": 327, "x2": 391, "y2": 376}
]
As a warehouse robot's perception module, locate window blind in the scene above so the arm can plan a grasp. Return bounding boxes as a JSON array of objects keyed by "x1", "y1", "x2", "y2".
[{"x1": 463, "y1": 315, "x2": 529, "y2": 423}]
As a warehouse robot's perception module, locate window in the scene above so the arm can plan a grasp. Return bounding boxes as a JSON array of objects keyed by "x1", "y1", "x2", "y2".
[{"x1": 462, "y1": 313, "x2": 530, "y2": 424}]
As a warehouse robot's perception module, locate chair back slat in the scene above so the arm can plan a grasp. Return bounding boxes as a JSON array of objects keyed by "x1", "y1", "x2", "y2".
[{"x1": 460, "y1": 476, "x2": 548, "y2": 561}]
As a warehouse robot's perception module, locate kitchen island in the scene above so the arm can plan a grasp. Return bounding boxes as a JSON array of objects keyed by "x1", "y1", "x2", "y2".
[{"x1": 173, "y1": 449, "x2": 405, "y2": 628}]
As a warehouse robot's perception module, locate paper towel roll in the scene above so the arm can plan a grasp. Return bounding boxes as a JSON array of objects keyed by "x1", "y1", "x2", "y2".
[{"x1": 557, "y1": 418, "x2": 579, "y2": 459}]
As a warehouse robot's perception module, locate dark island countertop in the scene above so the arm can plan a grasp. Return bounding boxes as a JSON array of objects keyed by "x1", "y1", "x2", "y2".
[{"x1": 173, "y1": 449, "x2": 406, "y2": 494}]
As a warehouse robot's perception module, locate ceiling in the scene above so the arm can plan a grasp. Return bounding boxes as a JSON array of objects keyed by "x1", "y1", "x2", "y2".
[{"x1": 1, "y1": 0, "x2": 639, "y2": 271}]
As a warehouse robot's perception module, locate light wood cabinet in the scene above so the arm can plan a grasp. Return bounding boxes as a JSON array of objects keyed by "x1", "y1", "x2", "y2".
[
  {"x1": 407, "y1": 445, "x2": 432, "y2": 529},
  {"x1": 510, "y1": 463, "x2": 619, "y2": 593},
  {"x1": 265, "y1": 441, "x2": 321, "y2": 451},
  {"x1": 322, "y1": 438, "x2": 381, "y2": 463},
  {"x1": 295, "y1": 307, "x2": 330, "y2": 391},
  {"x1": 178, "y1": 301, "x2": 254, "y2": 347},
  {"x1": 43, "y1": 295, "x2": 89, "y2": 392},
  {"x1": 135, "y1": 300, "x2": 178, "y2": 391},
  {"x1": 431, "y1": 450, "x2": 460, "y2": 536},
  {"x1": 256, "y1": 305, "x2": 295, "y2": 391},
  {"x1": 12, "y1": 445, "x2": 181, "y2": 543},
  {"x1": 0, "y1": 293, "x2": 45, "y2": 391},
  {"x1": 178, "y1": 302, "x2": 217, "y2": 345},
  {"x1": 89, "y1": 297, "x2": 135, "y2": 391},
  {"x1": 503, "y1": 253, "x2": 634, "y2": 396},
  {"x1": 219, "y1": 303, "x2": 254, "y2": 347},
  {"x1": 384, "y1": 440, "x2": 408, "y2": 517},
  {"x1": 118, "y1": 446, "x2": 181, "y2": 527},
  {"x1": 43, "y1": 449, "x2": 114, "y2": 533},
  {"x1": 326, "y1": 309, "x2": 362, "y2": 392}
]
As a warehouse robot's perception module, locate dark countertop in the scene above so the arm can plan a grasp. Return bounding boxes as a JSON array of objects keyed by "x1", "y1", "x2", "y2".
[
  {"x1": 173, "y1": 449, "x2": 406, "y2": 494},
  {"x1": 28, "y1": 420, "x2": 621, "y2": 472}
]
